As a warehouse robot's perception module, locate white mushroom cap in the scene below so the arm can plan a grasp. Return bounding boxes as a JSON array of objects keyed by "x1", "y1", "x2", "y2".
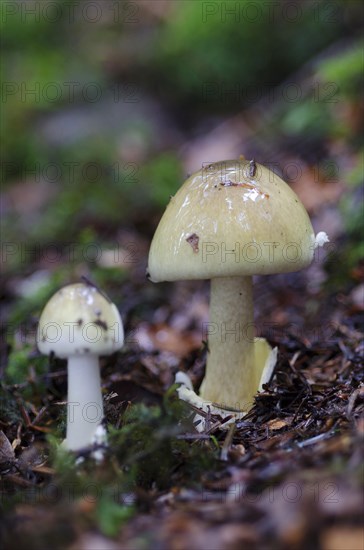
[
  {"x1": 148, "y1": 159, "x2": 315, "y2": 282},
  {"x1": 37, "y1": 283, "x2": 124, "y2": 358}
]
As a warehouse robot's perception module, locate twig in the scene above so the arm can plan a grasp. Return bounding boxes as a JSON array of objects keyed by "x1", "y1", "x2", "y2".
[
  {"x1": 347, "y1": 385, "x2": 364, "y2": 418},
  {"x1": 220, "y1": 423, "x2": 236, "y2": 461},
  {"x1": 296, "y1": 430, "x2": 335, "y2": 448}
]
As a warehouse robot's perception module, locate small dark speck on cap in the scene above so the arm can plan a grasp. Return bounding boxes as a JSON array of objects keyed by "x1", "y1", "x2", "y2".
[
  {"x1": 249, "y1": 159, "x2": 256, "y2": 177},
  {"x1": 95, "y1": 319, "x2": 108, "y2": 331},
  {"x1": 186, "y1": 233, "x2": 200, "y2": 253}
]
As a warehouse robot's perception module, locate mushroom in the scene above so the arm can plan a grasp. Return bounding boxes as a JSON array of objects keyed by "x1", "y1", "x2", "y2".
[
  {"x1": 37, "y1": 282, "x2": 124, "y2": 451},
  {"x1": 147, "y1": 159, "x2": 328, "y2": 422}
]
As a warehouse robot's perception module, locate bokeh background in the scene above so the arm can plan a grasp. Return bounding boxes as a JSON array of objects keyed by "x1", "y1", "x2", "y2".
[
  {"x1": 1, "y1": 1, "x2": 363, "y2": 547},
  {"x1": 2, "y1": 0, "x2": 363, "y2": 297}
]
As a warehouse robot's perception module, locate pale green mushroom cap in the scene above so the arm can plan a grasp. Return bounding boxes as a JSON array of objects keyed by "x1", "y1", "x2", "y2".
[
  {"x1": 37, "y1": 283, "x2": 124, "y2": 358},
  {"x1": 148, "y1": 159, "x2": 316, "y2": 282}
]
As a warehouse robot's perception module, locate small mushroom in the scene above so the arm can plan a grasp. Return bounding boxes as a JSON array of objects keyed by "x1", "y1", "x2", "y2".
[
  {"x1": 37, "y1": 283, "x2": 124, "y2": 451},
  {"x1": 147, "y1": 159, "x2": 328, "y2": 422}
]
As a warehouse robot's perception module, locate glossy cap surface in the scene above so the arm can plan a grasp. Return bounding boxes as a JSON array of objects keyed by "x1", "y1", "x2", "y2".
[
  {"x1": 148, "y1": 159, "x2": 315, "y2": 281},
  {"x1": 37, "y1": 283, "x2": 124, "y2": 358}
]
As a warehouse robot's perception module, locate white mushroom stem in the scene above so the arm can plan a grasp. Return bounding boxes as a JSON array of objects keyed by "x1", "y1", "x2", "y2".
[
  {"x1": 66, "y1": 355, "x2": 104, "y2": 451},
  {"x1": 199, "y1": 276, "x2": 255, "y2": 410}
]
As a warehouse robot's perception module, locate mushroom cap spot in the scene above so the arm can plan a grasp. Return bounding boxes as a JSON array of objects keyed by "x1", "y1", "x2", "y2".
[
  {"x1": 37, "y1": 283, "x2": 124, "y2": 359},
  {"x1": 148, "y1": 159, "x2": 315, "y2": 281}
]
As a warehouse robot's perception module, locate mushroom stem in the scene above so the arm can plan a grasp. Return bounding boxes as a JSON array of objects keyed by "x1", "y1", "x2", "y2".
[
  {"x1": 199, "y1": 276, "x2": 255, "y2": 410},
  {"x1": 66, "y1": 356, "x2": 104, "y2": 450}
]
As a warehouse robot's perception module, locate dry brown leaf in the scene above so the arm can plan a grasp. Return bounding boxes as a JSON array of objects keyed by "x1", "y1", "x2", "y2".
[
  {"x1": 134, "y1": 323, "x2": 201, "y2": 356},
  {"x1": 290, "y1": 162, "x2": 344, "y2": 213},
  {"x1": 267, "y1": 418, "x2": 292, "y2": 431},
  {"x1": 321, "y1": 527, "x2": 364, "y2": 550}
]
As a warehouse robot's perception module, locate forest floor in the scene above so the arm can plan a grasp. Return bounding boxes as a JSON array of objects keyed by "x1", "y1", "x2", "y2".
[{"x1": 1, "y1": 224, "x2": 363, "y2": 550}]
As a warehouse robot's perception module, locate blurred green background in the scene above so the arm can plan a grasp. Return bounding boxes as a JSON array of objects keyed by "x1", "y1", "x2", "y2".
[{"x1": 1, "y1": 0, "x2": 363, "y2": 306}]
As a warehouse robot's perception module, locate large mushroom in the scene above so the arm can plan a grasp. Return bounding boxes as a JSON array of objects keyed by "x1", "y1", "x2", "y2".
[
  {"x1": 37, "y1": 282, "x2": 124, "y2": 451},
  {"x1": 147, "y1": 158, "x2": 328, "y2": 421}
]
